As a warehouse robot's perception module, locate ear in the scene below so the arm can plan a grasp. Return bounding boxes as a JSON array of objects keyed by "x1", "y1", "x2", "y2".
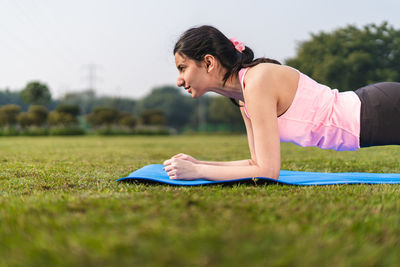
[{"x1": 203, "y1": 54, "x2": 216, "y2": 72}]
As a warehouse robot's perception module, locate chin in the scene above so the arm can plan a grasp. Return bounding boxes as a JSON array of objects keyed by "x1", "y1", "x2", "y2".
[{"x1": 191, "y1": 90, "x2": 205, "y2": 99}]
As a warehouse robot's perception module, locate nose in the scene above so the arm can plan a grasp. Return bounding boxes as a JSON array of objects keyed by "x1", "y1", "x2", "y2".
[{"x1": 176, "y1": 77, "x2": 185, "y2": 87}]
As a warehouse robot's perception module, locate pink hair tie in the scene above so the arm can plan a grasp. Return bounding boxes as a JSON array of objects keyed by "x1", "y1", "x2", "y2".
[{"x1": 229, "y1": 38, "x2": 245, "y2": 53}]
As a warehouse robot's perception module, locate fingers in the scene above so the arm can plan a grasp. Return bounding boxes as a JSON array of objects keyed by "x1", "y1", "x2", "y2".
[
  {"x1": 164, "y1": 153, "x2": 185, "y2": 165},
  {"x1": 164, "y1": 165, "x2": 173, "y2": 172},
  {"x1": 163, "y1": 155, "x2": 194, "y2": 180},
  {"x1": 163, "y1": 158, "x2": 176, "y2": 167},
  {"x1": 173, "y1": 153, "x2": 185, "y2": 159},
  {"x1": 163, "y1": 163, "x2": 180, "y2": 180},
  {"x1": 165, "y1": 168, "x2": 177, "y2": 179},
  {"x1": 163, "y1": 165, "x2": 176, "y2": 178},
  {"x1": 164, "y1": 155, "x2": 188, "y2": 166}
]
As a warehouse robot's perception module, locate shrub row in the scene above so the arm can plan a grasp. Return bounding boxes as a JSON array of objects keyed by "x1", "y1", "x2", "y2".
[{"x1": 0, "y1": 126, "x2": 171, "y2": 136}]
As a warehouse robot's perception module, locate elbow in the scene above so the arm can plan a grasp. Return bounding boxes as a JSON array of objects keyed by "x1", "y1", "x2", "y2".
[
  {"x1": 258, "y1": 165, "x2": 280, "y2": 180},
  {"x1": 249, "y1": 159, "x2": 256, "y2": 166},
  {"x1": 252, "y1": 158, "x2": 280, "y2": 180}
]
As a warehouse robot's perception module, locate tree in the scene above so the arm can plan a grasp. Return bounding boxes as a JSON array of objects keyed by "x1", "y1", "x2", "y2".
[
  {"x1": 86, "y1": 106, "x2": 120, "y2": 128},
  {"x1": 285, "y1": 21, "x2": 400, "y2": 91},
  {"x1": 56, "y1": 104, "x2": 80, "y2": 117},
  {"x1": 17, "y1": 112, "x2": 34, "y2": 128},
  {"x1": 0, "y1": 104, "x2": 21, "y2": 127},
  {"x1": 28, "y1": 105, "x2": 48, "y2": 126},
  {"x1": 136, "y1": 86, "x2": 195, "y2": 130},
  {"x1": 119, "y1": 112, "x2": 137, "y2": 129},
  {"x1": 207, "y1": 96, "x2": 244, "y2": 132},
  {"x1": 139, "y1": 110, "x2": 165, "y2": 126},
  {"x1": 60, "y1": 90, "x2": 136, "y2": 115},
  {"x1": 208, "y1": 96, "x2": 242, "y2": 125},
  {"x1": 0, "y1": 89, "x2": 27, "y2": 109},
  {"x1": 21, "y1": 81, "x2": 52, "y2": 106},
  {"x1": 48, "y1": 104, "x2": 80, "y2": 127},
  {"x1": 48, "y1": 112, "x2": 77, "y2": 126}
]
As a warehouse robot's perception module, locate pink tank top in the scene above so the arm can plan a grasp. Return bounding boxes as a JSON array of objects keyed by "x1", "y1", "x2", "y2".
[{"x1": 238, "y1": 67, "x2": 361, "y2": 151}]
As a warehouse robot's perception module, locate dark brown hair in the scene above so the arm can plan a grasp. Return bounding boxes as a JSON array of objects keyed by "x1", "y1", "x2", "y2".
[{"x1": 173, "y1": 25, "x2": 281, "y2": 106}]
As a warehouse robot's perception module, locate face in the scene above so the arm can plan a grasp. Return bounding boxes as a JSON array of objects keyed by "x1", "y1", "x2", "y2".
[{"x1": 174, "y1": 53, "x2": 209, "y2": 98}]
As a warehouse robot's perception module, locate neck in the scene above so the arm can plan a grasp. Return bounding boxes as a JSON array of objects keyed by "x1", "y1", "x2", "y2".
[{"x1": 208, "y1": 74, "x2": 244, "y2": 102}]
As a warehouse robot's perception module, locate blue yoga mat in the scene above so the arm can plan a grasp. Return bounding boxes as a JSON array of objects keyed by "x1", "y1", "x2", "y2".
[{"x1": 117, "y1": 164, "x2": 400, "y2": 186}]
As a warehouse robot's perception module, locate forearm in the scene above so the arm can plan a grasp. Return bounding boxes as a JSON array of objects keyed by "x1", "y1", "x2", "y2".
[
  {"x1": 196, "y1": 163, "x2": 279, "y2": 181},
  {"x1": 197, "y1": 159, "x2": 253, "y2": 166}
]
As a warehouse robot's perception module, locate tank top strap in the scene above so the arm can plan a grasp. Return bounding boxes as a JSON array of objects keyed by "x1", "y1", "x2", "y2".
[
  {"x1": 238, "y1": 67, "x2": 249, "y2": 89},
  {"x1": 238, "y1": 68, "x2": 251, "y2": 119}
]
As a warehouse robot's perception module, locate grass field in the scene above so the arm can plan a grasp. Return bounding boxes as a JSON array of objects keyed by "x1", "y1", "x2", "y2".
[{"x1": 0, "y1": 136, "x2": 399, "y2": 266}]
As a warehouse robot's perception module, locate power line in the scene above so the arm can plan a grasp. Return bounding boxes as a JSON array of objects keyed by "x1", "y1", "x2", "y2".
[{"x1": 82, "y1": 63, "x2": 101, "y2": 91}]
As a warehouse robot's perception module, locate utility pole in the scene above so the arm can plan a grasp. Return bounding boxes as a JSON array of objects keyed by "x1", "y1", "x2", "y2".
[{"x1": 82, "y1": 63, "x2": 101, "y2": 91}]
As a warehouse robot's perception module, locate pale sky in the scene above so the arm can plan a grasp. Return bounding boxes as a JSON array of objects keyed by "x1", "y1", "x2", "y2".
[{"x1": 1, "y1": 0, "x2": 399, "y2": 99}]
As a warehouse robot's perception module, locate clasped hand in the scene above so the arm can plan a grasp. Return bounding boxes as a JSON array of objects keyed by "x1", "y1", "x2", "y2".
[{"x1": 163, "y1": 153, "x2": 201, "y2": 180}]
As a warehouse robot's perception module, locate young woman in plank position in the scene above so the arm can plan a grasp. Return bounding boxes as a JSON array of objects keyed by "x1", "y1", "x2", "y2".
[{"x1": 163, "y1": 25, "x2": 400, "y2": 181}]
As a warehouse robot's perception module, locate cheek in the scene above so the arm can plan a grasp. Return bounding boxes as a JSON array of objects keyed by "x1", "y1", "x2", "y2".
[
  {"x1": 183, "y1": 73, "x2": 194, "y2": 86},
  {"x1": 185, "y1": 70, "x2": 193, "y2": 80},
  {"x1": 188, "y1": 71, "x2": 202, "y2": 84}
]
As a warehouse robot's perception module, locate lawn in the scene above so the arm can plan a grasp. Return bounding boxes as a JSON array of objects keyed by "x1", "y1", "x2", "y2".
[{"x1": 0, "y1": 136, "x2": 399, "y2": 266}]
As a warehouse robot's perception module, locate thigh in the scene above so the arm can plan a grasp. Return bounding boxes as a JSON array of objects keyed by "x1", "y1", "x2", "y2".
[{"x1": 355, "y1": 82, "x2": 400, "y2": 147}]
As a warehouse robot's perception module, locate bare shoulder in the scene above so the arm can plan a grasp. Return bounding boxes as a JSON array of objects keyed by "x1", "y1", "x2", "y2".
[
  {"x1": 244, "y1": 63, "x2": 299, "y2": 89},
  {"x1": 242, "y1": 63, "x2": 300, "y2": 111}
]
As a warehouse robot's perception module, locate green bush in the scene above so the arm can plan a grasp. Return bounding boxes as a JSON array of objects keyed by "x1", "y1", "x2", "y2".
[
  {"x1": 17, "y1": 112, "x2": 34, "y2": 128},
  {"x1": 28, "y1": 105, "x2": 48, "y2": 127},
  {"x1": 20, "y1": 127, "x2": 49, "y2": 136},
  {"x1": 119, "y1": 113, "x2": 137, "y2": 129},
  {"x1": 0, "y1": 104, "x2": 21, "y2": 127},
  {"x1": 55, "y1": 104, "x2": 80, "y2": 116},
  {"x1": 48, "y1": 111, "x2": 78, "y2": 126},
  {"x1": 0, "y1": 127, "x2": 19, "y2": 136},
  {"x1": 49, "y1": 127, "x2": 86, "y2": 136},
  {"x1": 92, "y1": 126, "x2": 171, "y2": 136},
  {"x1": 139, "y1": 110, "x2": 165, "y2": 125},
  {"x1": 86, "y1": 107, "x2": 120, "y2": 128},
  {"x1": 133, "y1": 128, "x2": 170, "y2": 135},
  {"x1": 94, "y1": 128, "x2": 134, "y2": 136}
]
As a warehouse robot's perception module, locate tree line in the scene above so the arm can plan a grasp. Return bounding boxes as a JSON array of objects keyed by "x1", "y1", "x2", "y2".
[
  {"x1": 1, "y1": 21, "x2": 398, "y2": 135},
  {"x1": 0, "y1": 82, "x2": 244, "y2": 135},
  {"x1": 285, "y1": 21, "x2": 400, "y2": 91}
]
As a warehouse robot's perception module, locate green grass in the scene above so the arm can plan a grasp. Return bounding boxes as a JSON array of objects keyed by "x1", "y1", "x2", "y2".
[{"x1": 0, "y1": 136, "x2": 399, "y2": 267}]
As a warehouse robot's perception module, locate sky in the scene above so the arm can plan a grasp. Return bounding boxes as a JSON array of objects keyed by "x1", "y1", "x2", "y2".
[{"x1": 1, "y1": 0, "x2": 399, "y2": 99}]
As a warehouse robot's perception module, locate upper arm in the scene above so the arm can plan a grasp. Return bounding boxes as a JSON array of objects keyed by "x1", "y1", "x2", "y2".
[
  {"x1": 239, "y1": 102, "x2": 257, "y2": 165},
  {"x1": 242, "y1": 69, "x2": 282, "y2": 179}
]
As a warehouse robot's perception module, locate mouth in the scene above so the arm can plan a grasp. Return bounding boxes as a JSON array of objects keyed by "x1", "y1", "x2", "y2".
[{"x1": 185, "y1": 86, "x2": 191, "y2": 93}]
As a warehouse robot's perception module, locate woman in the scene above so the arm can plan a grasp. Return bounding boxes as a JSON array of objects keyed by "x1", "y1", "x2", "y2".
[{"x1": 163, "y1": 25, "x2": 400, "y2": 181}]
